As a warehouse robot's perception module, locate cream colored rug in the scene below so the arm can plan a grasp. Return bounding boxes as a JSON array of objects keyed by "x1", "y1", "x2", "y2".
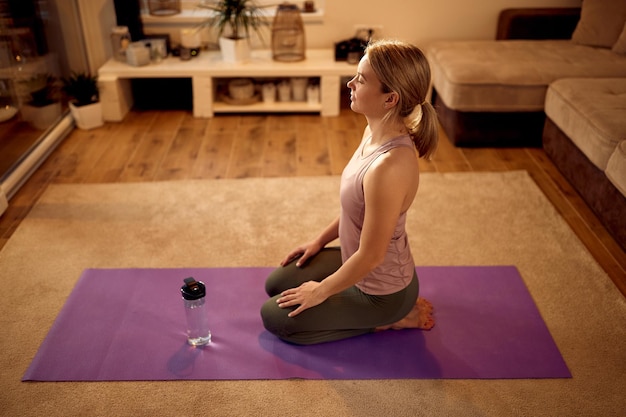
[{"x1": 1, "y1": 171, "x2": 624, "y2": 416}]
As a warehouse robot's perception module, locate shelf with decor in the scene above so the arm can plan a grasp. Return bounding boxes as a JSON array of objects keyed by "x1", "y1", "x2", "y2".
[
  {"x1": 97, "y1": 49, "x2": 357, "y2": 121},
  {"x1": 211, "y1": 76, "x2": 323, "y2": 114}
]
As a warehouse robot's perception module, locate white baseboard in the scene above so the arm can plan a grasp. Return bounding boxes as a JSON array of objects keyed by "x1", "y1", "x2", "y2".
[
  {"x1": 0, "y1": 186, "x2": 7, "y2": 216},
  {"x1": 1, "y1": 113, "x2": 74, "y2": 202}
]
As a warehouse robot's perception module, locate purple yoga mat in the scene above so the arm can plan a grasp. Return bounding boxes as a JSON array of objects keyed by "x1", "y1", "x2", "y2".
[{"x1": 23, "y1": 266, "x2": 570, "y2": 381}]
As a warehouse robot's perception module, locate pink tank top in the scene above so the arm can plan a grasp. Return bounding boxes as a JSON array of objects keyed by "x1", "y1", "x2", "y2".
[{"x1": 339, "y1": 134, "x2": 416, "y2": 295}]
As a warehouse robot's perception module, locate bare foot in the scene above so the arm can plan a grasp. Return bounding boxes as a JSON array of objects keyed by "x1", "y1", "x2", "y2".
[
  {"x1": 376, "y1": 297, "x2": 435, "y2": 331},
  {"x1": 417, "y1": 297, "x2": 433, "y2": 315}
]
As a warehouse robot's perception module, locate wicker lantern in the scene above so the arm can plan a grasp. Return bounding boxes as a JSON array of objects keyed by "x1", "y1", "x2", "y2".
[{"x1": 271, "y1": 3, "x2": 306, "y2": 62}]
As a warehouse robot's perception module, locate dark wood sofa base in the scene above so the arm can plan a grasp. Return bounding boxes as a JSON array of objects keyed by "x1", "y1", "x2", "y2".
[
  {"x1": 543, "y1": 118, "x2": 626, "y2": 250},
  {"x1": 432, "y1": 89, "x2": 544, "y2": 148}
]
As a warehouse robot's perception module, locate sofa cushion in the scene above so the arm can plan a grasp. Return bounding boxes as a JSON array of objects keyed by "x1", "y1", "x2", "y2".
[
  {"x1": 612, "y1": 22, "x2": 626, "y2": 54},
  {"x1": 606, "y1": 141, "x2": 626, "y2": 195},
  {"x1": 426, "y1": 40, "x2": 626, "y2": 112},
  {"x1": 571, "y1": 0, "x2": 626, "y2": 48},
  {"x1": 544, "y1": 78, "x2": 626, "y2": 171}
]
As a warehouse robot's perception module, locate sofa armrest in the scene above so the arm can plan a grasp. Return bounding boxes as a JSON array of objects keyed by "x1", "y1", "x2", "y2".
[{"x1": 496, "y1": 8, "x2": 581, "y2": 40}]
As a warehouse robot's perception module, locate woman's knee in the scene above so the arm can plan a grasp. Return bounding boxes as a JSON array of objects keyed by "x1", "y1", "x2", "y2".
[
  {"x1": 265, "y1": 247, "x2": 343, "y2": 296},
  {"x1": 260, "y1": 296, "x2": 288, "y2": 335},
  {"x1": 264, "y1": 261, "x2": 303, "y2": 296}
]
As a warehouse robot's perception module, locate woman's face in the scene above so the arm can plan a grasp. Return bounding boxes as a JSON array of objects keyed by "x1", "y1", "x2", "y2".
[{"x1": 346, "y1": 55, "x2": 389, "y2": 118}]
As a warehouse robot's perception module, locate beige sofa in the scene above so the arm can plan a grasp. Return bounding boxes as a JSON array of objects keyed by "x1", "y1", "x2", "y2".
[
  {"x1": 425, "y1": 3, "x2": 626, "y2": 147},
  {"x1": 426, "y1": 1, "x2": 626, "y2": 249}
]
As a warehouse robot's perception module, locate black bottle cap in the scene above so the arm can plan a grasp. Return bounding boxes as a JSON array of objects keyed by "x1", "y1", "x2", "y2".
[{"x1": 181, "y1": 277, "x2": 206, "y2": 300}]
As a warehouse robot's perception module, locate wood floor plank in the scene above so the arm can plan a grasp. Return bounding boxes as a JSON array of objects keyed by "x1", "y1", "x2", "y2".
[
  {"x1": 296, "y1": 126, "x2": 332, "y2": 177},
  {"x1": 431, "y1": 127, "x2": 471, "y2": 172},
  {"x1": 83, "y1": 112, "x2": 156, "y2": 183},
  {"x1": 327, "y1": 130, "x2": 360, "y2": 175},
  {"x1": 418, "y1": 157, "x2": 437, "y2": 173},
  {"x1": 191, "y1": 131, "x2": 235, "y2": 179},
  {"x1": 296, "y1": 114, "x2": 325, "y2": 129},
  {"x1": 149, "y1": 110, "x2": 186, "y2": 133},
  {"x1": 155, "y1": 114, "x2": 207, "y2": 181},
  {"x1": 323, "y1": 109, "x2": 361, "y2": 131},
  {"x1": 267, "y1": 114, "x2": 298, "y2": 131},
  {"x1": 226, "y1": 124, "x2": 266, "y2": 178},
  {"x1": 53, "y1": 124, "x2": 119, "y2": 183},
  {"x1": 118, "y1": 112, "x2": 181, "y2": 182},
  {"x1": 262, "y1": 130, "x2": 297, "y2": 177},
  {"x1": 462, "y1": 148, "x2": 510, "y2": 171},
  {"x1": 208, "y1": 114, "x2": 240, "y2": 132}
]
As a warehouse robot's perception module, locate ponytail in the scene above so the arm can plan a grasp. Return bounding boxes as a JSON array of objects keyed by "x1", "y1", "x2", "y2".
[{"x1": 405, "y1": 101, "x2": 438, "y2": 160}]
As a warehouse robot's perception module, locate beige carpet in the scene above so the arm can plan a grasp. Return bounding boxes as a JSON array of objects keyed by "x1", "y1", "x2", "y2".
[{"x1": 1, "y1": 171, "x2": 624, "y2": 417}]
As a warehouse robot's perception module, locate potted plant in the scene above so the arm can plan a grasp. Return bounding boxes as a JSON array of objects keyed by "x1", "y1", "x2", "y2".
[
  {"x1": 197, "y1": 0, "x2": 270, "y2": 62},
  {"x1": 62, "y1": 71, "x2": 103, "y2": 130},
  {"x1": 21, "y1": 74, "x2": 63, "y2": 130}
]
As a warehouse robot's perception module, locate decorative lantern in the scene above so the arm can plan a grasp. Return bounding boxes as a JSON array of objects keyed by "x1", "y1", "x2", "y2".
[{"x1": 271, "y1": 3, "x2": 305, "y2": 62}]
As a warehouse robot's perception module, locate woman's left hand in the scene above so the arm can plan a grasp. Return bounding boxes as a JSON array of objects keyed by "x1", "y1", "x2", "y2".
[{"x1": 277, "y1": 281, "x2": 327, "y2": 318}]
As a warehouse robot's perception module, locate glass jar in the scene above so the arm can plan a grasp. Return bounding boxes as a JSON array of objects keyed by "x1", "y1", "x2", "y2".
[{"x1": 111, "y1": 26, "x2": 131, "y2": 62}]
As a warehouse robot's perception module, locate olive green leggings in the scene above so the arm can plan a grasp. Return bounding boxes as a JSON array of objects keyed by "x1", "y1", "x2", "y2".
[{"x1": 260, "y1": 247, "x2": 419, "y2": 345}]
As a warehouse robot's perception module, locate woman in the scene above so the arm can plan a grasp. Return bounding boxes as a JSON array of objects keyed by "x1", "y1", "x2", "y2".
[{"x1": 260, "y1": 39, "x2": 438, "y2": 345}]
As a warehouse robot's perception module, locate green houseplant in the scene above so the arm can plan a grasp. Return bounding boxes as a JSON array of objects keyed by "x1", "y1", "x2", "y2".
[
  {"x1": 197, "y1": 0, "x2": 270, "y2": 62},
  {"x1": 21, "y1": 74, "x2": 63, "y2": 130},
  {"x1": 61, "y1": 72, "x2": 103, "y2": 130}
]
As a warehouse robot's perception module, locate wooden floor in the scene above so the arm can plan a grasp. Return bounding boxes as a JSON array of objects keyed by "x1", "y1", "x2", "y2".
[{"x1": 1, "y1": 108, "x2": 625, "y2": 296}]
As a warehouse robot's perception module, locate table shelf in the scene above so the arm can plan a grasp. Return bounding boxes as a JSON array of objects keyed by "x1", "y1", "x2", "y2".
[
  {"x1": 98, "y1": 49, "x2": 357, "y2": 120},
  {"x1": 212, "y1": 100, "x2": 321, "y2": 114}
]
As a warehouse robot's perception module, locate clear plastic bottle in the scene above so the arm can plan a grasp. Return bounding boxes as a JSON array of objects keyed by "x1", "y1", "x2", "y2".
[{"x1": 181, "y1": 277, "x2": 211, "y2": 346}]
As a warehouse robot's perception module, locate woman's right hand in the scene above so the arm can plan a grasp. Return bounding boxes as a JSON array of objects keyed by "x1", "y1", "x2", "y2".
[{"x1": 280, "y1": 240, "x2": 323, "y2": 267}]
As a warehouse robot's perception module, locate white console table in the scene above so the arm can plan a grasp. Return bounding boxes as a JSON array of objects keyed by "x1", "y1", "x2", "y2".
[{"x1": 97, "y1": 49, "x2": 357, "y2": 121}]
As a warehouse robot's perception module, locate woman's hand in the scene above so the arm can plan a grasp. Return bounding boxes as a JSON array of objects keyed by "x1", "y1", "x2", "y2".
[
  {"x1": 279, "y1": 240, "x2": 323, "y2": 267},
  {"x1": 277, "y1": 281, "x2": 327, "y2": 317}
]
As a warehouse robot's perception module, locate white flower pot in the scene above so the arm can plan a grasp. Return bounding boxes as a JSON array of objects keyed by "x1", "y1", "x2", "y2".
[
  {"x1": 21, "y1": 102, "x2": 62, "y2": 130},
  {"x1": 69, "y1": 101, "x2": 103, "y2": 130},
  {"x1": 219, "y1": 37, "x2": 250, "y2": 63}
]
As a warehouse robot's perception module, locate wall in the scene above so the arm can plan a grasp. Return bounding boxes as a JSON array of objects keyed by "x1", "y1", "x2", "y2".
[
  {"x1": 56, "y1": 0, "x2": 116, "y2": 74},
  {"x1": 142, "y1": 0, "x2": 582, "y2": 50},
  {"x1": 76, "y1": 0, "x2": 117, "y2": 72},
  {"x1": 318, "y1": 0, "x2": 582, "y2": 47}
]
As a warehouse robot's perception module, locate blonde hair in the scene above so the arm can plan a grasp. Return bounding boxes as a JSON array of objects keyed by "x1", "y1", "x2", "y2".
[{"x1": 365, "y1": 39, "x2": 438, "y2": 159}]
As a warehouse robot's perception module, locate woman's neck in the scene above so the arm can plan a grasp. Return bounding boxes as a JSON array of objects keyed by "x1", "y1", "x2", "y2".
[{"x1": 366, "y1": 117, "x2": 408, "y2": 145}]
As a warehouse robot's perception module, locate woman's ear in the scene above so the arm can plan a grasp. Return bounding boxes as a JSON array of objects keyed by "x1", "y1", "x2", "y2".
[{"x1": 385, "y1": 91, "x2": 400, "y2": 107}]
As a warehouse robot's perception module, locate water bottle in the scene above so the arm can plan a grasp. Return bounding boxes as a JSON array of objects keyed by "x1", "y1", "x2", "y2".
[{"x1": 181, "y1": 277, "x2": 211, "y2": 346}]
